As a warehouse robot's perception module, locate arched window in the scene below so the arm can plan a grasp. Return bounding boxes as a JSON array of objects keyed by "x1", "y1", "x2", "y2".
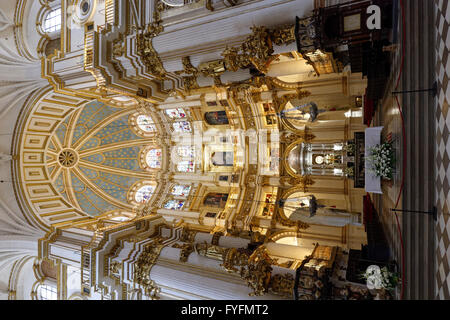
[
  {"x1": 43, "y1": 8, "x2": 61, "y2": 33},
  {"x1": 164, "y1": 108, "x2": 192, "y2": 133},
  {"x1": 135, "y1": 185, "x2": 156, "y2": 203},
  {"x1": 137, "y1": 115, "x2": 156, "y2": 132},
  {"x1": 110, "y1": 216, "x2": 129, "y2": 222},
  {"x1": 171, "y1": 185, "x2": 191, "y2": 197},
  {"x1": 205, "y1": 111, "x2": 229, "y2": 125},
  {"x1": 177, "y1": 160, "x2": 195, "y2": 172},
  {"x1": 165, "y1": 108, "x2": 187, "y2": 119},
  {"x1": 164, "y1": 199, "x2": 185, "y2": 210},
  {"x1": 211, "y1": 152, "x2": 234, "y2": 167},
  {"x1": 146, "y1": 149, "x2": 162, "y2": 168},
  {"x1": 203, "y1": 193, "x2": 228, "y2": 208},
  {"x1": 38, "y1": 284, "x2": 57, "y2": 300},
  {"x1": 173, "y1": 121, "x2": 192, "y2": 133}
]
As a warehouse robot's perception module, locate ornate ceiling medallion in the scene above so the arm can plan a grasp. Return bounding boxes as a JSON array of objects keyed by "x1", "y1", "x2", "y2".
[{"x1": 58, "y1": 149, "x2": 78, "y2": 168}]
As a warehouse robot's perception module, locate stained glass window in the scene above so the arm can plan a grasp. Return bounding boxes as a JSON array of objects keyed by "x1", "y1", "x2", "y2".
[
  {"x1": 177, "y1": 160, "x2": 195, "y2": 172},
  {"x1": 43, "y1": 8, "x2": 61, "y2": 33},
  {"x1": 173, "y1": 121, "x2": 192, "y2": 133},
  {"x1": 137, "y1": 115, "x2": 156, "y2": 132},
  {"x1": 135, "y1": 185, "x2": 156, "y2": 203},
  {"x1": 38, "y1": 284, "x2": 57, "y2": 300},
  {"x1": 171, "y1": 185, "x2": 191, "y2": 197},
  {"x1": 146, "y1": 149, "x2": 162, "y2": 168},
  {"x1": 205, "y1": 111, "x2": 229, "y2": 125},
  {"x1": 164, "y1": 200, "x2": 185, "y2": 210},
  {"x1": 165, "y1": 108, "x2": 187, "y2": 119},
  {"x1": 110, "y1": 216, "x2": 129, "y2": 222}
]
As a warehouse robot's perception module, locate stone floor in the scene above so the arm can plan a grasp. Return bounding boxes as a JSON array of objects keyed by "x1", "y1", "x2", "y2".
[
  {"x1": 372, "y1": 0, "x2": 438, "y2": 300},
  {"x1": 371, "y1": 20, "x2": 405, "y2": 301}
]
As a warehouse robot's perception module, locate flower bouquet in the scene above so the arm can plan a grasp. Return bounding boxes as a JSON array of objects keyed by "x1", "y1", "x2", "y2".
[
  {"x1": 361, "y1": 265, "x2": 400, "y2": 293},
  {"x1": 367, "y1": 141, "x2": 395, "y2": 180}
]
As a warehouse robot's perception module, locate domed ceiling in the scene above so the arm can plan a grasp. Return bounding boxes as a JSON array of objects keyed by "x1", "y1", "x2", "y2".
[{"x1": 45, "y1": 100, "x2": 159, "y2": 217}]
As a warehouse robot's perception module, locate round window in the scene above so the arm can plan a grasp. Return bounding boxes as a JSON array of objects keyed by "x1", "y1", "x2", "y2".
[{"x1": 81, "y1": 1, "x2": 90, "y2": 14}]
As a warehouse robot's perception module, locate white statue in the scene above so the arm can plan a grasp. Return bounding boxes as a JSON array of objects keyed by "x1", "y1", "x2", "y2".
[{"x1": 284, "y1": 195, "x2": 361, "y2": 227}]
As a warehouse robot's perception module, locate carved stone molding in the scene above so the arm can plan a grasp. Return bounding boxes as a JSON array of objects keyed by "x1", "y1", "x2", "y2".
[
  {"x1": 135, "y1": 0, "x2": 166, "y2": 79},
  {"x1": 182, "y1": 75, "x2": 200, "y2": 91},
  {"x1": 270, "y1": 25, "x2": 296, "y2": 47},
  {"x1": 133, "y1": 238, "x2": 165, "y2": 299},
  {"x1": 211, "y1": 232, "x2": 223, "y2": 246},
  {"x1": 280, "y1": 130, "x2": 315, "y2": 145},
  {"x1": 180, "y1": 228, "x2": 198, "y2": 243},
  {"x1": 269, "y1": 273, "x2": 295, "y2": 297},
  {"x1": 136, "y1": 33, "x2": 166, "y2": 79},
  {"x1": 172, "y1": 243, "x2": 195, "y2": 262},
  {"x1": 272, "y1": 89, "x2": 311, "y2": 113},
  {"x1": 222, "y1": 26, "x2": 273, "y2": 73}
]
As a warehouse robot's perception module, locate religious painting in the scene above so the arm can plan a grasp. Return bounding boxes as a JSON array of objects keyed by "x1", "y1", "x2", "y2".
[
  {"x1": 230, "y1": 173, "x2": 240, "y2": 183},
  {"x1": 205, "y1": 212, "x2": 217, "y2": 218},
  {"x1": 205, "y1": 111, "x2": 230, "y2": 125},
  {"x1": 203, "y1": 193, "x2": 229, "y2": 208},
  {"x1": 136, "y1": 88, "x2": 147, "y2": 98},
  {"x1": 262, "y1": 193, "x2": 275, "y2": 217},
  {"x1": 263, "y1": 102, "x2": 277, "y2": 125}
]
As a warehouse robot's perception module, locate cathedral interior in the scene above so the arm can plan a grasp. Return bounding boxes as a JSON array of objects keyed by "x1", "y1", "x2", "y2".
[{"x1": 0, "y1": 0, "x2": 446, "y2": 301}]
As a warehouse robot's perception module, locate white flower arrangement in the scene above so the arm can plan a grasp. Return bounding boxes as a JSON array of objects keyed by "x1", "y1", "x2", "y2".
[
  {"x1": 367, "y1": 141, "x2": 395, "y2": 180},
  {"x1": 361, "y1": 265, "x2": 400, "y2": 292}
]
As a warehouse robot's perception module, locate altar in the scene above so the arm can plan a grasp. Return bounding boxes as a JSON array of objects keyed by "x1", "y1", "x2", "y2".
[{"x1": 365, "y1": 127, "x2": 384, "y2": 194}]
